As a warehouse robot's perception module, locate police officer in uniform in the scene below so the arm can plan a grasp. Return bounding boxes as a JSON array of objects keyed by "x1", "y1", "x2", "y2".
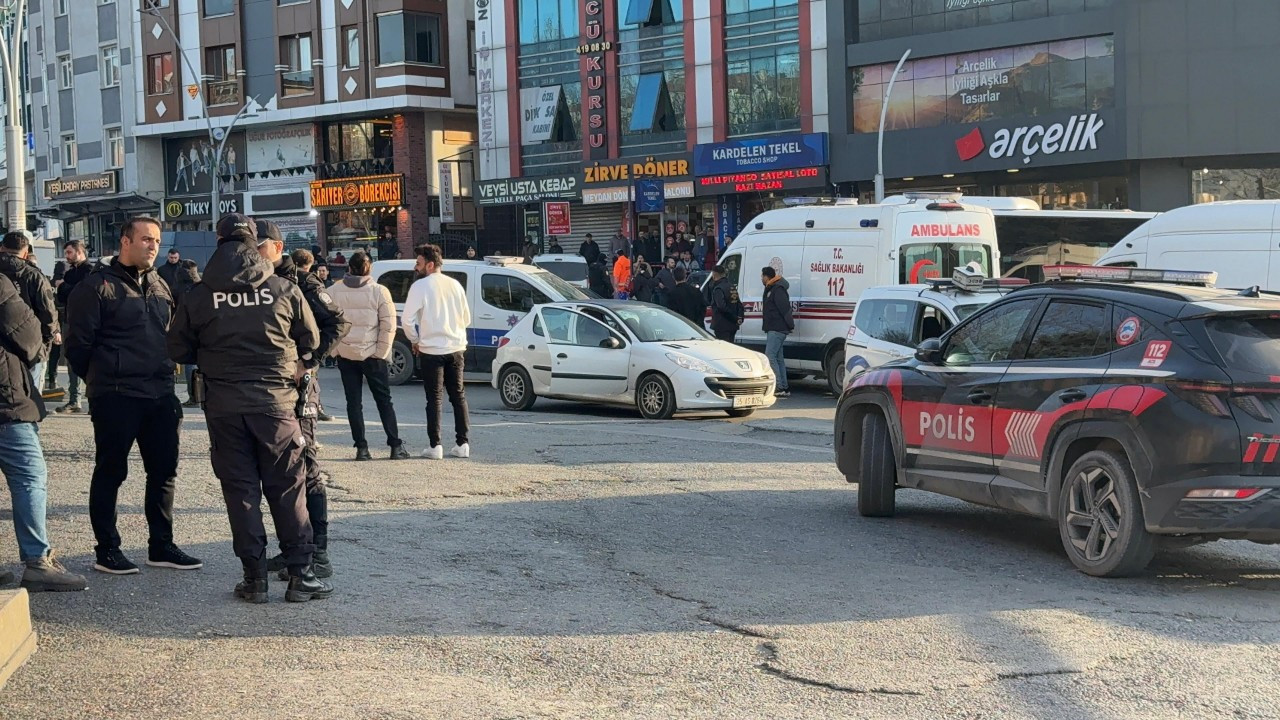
[
  {"x1": 254, "y1": 220, "x2": 352, "y2": 580},
  {"x1": 167, "y1": 214, "x2": 330, "y2": 603}
]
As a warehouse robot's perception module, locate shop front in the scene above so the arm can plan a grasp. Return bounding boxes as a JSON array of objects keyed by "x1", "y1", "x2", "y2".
[
  {"x1": 476, "y1": 173, "x2": 581, "y2": 255},
  {"x1": 310, "y1": 174, "x2": 406, "y2": 262},
  {"x1": 692, "y1": 132, "x2": 831, "y2": 248},
  {"x1": 162, "y1": 134, "x2": 250, "y2": 232},
  {"x1": 578, "y1": 154, "x2": 710, "y2": 256},
  {"x1": 244, "y1": 124, "x2": 319, "y2": 252},
  {"x1": 40, "y1": 171, "x2": 159, "y2": 257}
]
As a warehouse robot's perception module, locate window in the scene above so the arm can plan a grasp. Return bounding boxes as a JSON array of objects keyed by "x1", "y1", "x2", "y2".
[
  {"x1": 443, "y1": 271, "x2": 469, "y2": 291},
  {"x1": 57, "y1": 54, "x2": 72, "y2": 90},
  {"x1": 144, "y1": 0, "x2": 170, "y2": 7},
  {"x1": 467, "y1": 21, "x2": 476, "y2": 75},
  {"x1": 106, "y1": 127, "x2": 124, "y2": 169},
  {"x1": 1025, "y1": 302, "x2": 1109, "y2": 360},
  {"x1": 55, "y1": 0, "x2": 68, "y2": 15},
  {"x1": 518, "y1": 0, "x2": 578, "y2": 45},
  {"x1": 60, "y1": 134, "x2": 76, "y2": 169},
  {"x1": 377, "y1": 270, "x2": 416, "y2": 304},
  {"x1": 627, "y1": 73, "x2": 679, "y2": 133},
  {"x1": 377, "y1": 12, "x2": 442, "y2": 65},
  {"x1": 205, "y1": 45, "x2": 238, "y2": 105},
  {"x1": 1206, "y1": 317, "x2": 1280, "y2": 373},
  {"x1": 854, "y1": 299, "x2": 918, "y2": 347},
  {"x1": 204, "y1": 0, "x2": 234, "y2": 17},
  {"x1": 623, "y1": 0, "x2": 680, "y2": 26},
  {"x1": 100, "y1": 45, "x2": 120, "y2": 88},
  {"x1": 918, "y1": 304, "x2": 953, "y2": 342},
  {"x1": 481, "y1": 274, "x2": 549, "y2": 312},
  {"x1": 541, "y1": 308, "x2": 618, "y2": 347},
  {"x1": 898, "y1": 243, "x2": 992, "y2": 284},
  {"x1": 943, "y1": 299, "x2": 1037, "y2": 365},
  {"x1": 147, "y1": 53, "x2": 174, "y2": 95},
  {"x1": 280, "y1": 35, "x2": 314, "y2": 96},
  {"x1": 100, "y1": 0, "x2": 114, "y2": 6},
  {"x1": 342, "y1": 26, "x2": 360, "y2": 69},
  {"x1": 532, "y1": 314, "x2": 545, "y2": 336},
  {"x1": 726, "y1": 46, "x2": 800, "y2": 136},
  {"x1": 857, "y1": 0, "x2": 1114, "y2": 43}
]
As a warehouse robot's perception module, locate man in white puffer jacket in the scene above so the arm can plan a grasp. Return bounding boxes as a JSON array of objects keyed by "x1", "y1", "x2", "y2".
[{"x1": 327, "y1": 251, "x2": 409, "y2": 461}]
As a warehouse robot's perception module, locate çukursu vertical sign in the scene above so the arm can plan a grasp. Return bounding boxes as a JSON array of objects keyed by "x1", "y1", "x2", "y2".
[{"x1": 578, "y1": 0, "x2": 616, "y2": 161}]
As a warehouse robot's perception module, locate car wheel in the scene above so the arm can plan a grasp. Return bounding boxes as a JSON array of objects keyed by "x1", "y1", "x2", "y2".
[
  {"x1": 825, "y1": 347, "x2": 846, "y2": 396},
  {"x1": 857, "y1": 412, "x2": 896, "y2": 517},
  {"x1": 1057, "y1": 449, "x2": 1155, "y2": 577},
  {"x1": 498, "y1": 365, "x2": 537, "y2": 411},
  {"x1": 387, "y1": 340, "x2": 414, "y2": 386},
  {"x1": 636, "y1": 373, "x2": 676, "y2": 420},
  {"x1": 725, "y1": 408, "x2": 755, "y2": 418}
]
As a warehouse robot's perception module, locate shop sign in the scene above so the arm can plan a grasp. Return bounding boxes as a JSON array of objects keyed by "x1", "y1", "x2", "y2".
[
  {"x1": 42, "y1": 171, "x2": 118, "y2": 200},
  {"x1": 438, "y1": 162, "x2": 455, "y2": 223},
  {"x1": 581, "y1": 181, "x2": 693, "y2": 205},
  {"x1": 956, "y1": 113, "x2": 1106, "y2": 165},
  {"x1": 693, "y1": 133, "x2": 828, "y2": 176},
  {"x1": 577, "y1": 0, "x2": 614, "y2": 158},
  {"x1": 635, "y1": 180, "x2": 665, "y2": 213},
  {"x1": 524, "y1": 209, "x2": 543, "y2": 246},
  {"x1": 309, "y1": 174, "x2": 405, "y2": 210},
  {"x1": 545, "y1": 201, "x2": 572, "y2": 235},
  {"x1": 521, "y1": 86, "x2": 562, "y2": 144},
  {"x1": 716, "y1": 195, "x2": 740, "y2": 250},
  {"x1": 583, "y1": 156, "x2": 690, "y2": 184},
  {"x1": 695, "y1": 166, "x2": 828, "y2": 196},
  {"x1": 162, "y1": 194, "x2": 245, "y2": 221},
  {"x1": 476, "y1": 174, "x2": 579, "y2": 206}
]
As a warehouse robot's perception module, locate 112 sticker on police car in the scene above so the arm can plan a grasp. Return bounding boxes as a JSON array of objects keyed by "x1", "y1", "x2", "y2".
[{"x1": 1141, "y1": 340, "x2": 1171, "y2": 368}]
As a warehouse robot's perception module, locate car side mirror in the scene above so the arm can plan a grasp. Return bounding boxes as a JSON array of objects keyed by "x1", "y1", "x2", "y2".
[
  {"x1": 915, "y1": 337, "x2": 943, "y2": 364},
  {"x1": 600, "y1": 336, "x2": 623, "y2": 349}
]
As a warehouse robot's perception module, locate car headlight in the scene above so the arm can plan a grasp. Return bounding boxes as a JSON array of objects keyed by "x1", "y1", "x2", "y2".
[{"x1": 665, "y1": 352, "x2": 711, "y2": 373}]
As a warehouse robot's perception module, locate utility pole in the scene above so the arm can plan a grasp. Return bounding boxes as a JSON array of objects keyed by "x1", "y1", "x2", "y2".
[
  {"x1": 0, "y1": 0, "x2": 28, "y2": 232},
  {"x1": 874, "y1": 48, "x2": 911, "y2": 204}
]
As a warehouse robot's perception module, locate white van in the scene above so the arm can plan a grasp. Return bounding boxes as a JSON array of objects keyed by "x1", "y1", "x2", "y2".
[
  {"x1": 371, "y1": 256, "x2": 590, "y2": 384},
  {"x1": 716, "y1": 194, "x2": 1000, "y2": 394},
  {"x1": 1096, "y1": 201, "x2": 1280, "y2": 289},
  {"x1": 531, "y1": 253, "x2": 589, "y2": 290}
]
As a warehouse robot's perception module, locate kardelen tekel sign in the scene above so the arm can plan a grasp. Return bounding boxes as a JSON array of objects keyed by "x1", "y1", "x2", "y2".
[{"x1": 693, "y1": 133, "x2": 828, "y2": 176}]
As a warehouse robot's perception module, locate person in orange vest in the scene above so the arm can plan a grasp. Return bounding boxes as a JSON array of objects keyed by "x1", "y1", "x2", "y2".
[{"x1": 611, "y1": 249, "x2": 632, "y2": 300}]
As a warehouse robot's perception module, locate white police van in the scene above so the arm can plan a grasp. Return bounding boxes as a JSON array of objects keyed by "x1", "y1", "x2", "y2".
[
  {"x1": 843, "y1": 266, "x2": 1027, "y2": 388},
  {"x1": 371, "y1": 256, "x2": 589, "y2": 384}
]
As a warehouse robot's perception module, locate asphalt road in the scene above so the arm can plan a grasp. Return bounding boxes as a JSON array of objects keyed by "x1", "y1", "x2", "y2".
[{"x1": 2, "y1": 369, "x2": 1279, "y2": 719}]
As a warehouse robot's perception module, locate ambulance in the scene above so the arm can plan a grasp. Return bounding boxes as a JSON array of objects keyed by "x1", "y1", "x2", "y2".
[{"x1": 715, "y1": 193, "x2": 1000, "y2": 394}]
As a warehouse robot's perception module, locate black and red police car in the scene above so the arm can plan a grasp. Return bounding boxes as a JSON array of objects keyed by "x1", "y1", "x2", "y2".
[{"x1": 835, "y1": 265, "x2": 1280, "y2": 577}]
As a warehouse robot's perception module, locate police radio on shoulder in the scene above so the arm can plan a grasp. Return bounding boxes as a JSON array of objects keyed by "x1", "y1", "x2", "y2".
[{"x1": 1043, "y1": 265, "x2": 1218, "y2": 287}]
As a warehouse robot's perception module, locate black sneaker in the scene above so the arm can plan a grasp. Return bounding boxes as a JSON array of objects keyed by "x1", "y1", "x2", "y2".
[
  {"x1": 355, "y1": 447, "x2": 373, "y2": 461},
  {"x1": 146, "y1": 544, "x2": 203, "y2": 570},
  {"x1": 285, "y1": 569, "x2": 333, "y2": 602},
  {"x1": 94, "y1": 549, "x2": 140, "y2": 575},
  {"x1": 775, "y1": 390, "x2": 791, "y2": 398},
  {"x1": 390, "y1": 445, "x2": 410, "y2": 460},
  {"x1": 55, "y1": 403, "x2": 83, "y2": 415}
]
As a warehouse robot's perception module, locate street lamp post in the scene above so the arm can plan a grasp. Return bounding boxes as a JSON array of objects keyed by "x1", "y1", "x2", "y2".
[
  {"x1": 141, "y1": 6, "x2": 258, "y2": 227},
  {"x1": 874, "y1": 48, "x2": 912, "y2": 204},
  {"x1": 0, "y1": 0, "x2": 28, "y2": 232}
]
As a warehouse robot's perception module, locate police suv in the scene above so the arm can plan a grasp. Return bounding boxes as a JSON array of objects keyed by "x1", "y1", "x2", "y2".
[
  {"x1": 836, "y1": 265, "x2": 1280, "y2": 577},
  {"x1": 844, "y1": 267, "x2": 1027, "y2": 384}
]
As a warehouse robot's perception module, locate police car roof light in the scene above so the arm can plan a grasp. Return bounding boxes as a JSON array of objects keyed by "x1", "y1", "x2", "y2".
[
  {"x1": 485, "y1": 255, "x2": 524, "y2": 266},
  {"x1": 903, "y1": 192, "x2": 964, "y2": 203},
  {"x1": 1043, "y1": 265, "x2": 1218, "y2": 287}
]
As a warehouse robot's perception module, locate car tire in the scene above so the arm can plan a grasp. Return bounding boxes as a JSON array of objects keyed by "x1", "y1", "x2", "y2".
[
  {"x1": 725, "y1": 408, "x2": 755, "y2": 418},
  {"x1": 498, "y1": 365, "x2": 537, "y2": 411},
  {"x1": 857, "y1": 412, "x2": 896, "y2": 517},
  {"x1": 825, "y1": 347, "x2": 846, "y2": 396},
  {"x1": 636, "y1": 373, "x2": 676, "y2": 420},
  {"x1": 1057, "y1": 449, "x2": 1156, "y2": 578},
  {"x1": 387, "y1": 340, "x2": 414, "y2": 386}
]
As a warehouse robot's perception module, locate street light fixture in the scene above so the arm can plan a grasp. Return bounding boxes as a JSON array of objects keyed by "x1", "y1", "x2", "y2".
[
  {"x1": 0, "y1": 0, "x2": 28, "y2": 232},
  {"x1": 140, "y1": 4, "x2": 261, "y2": 227},
  {"x1": 874, "y1": 48, "x2": 912, "y2": 204}
]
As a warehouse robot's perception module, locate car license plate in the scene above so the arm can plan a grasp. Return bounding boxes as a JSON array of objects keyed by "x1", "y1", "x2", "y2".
[{"x1": 733, "y1": 395, "x2": 765, "y2": 408}]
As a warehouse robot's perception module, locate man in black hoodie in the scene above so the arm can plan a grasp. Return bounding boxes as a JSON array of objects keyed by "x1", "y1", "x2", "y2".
[
  {"x1": 0, "y1": 232, "x2": 57, "y2": 392},
  {"x1": 167, "y1": 214, "x2": 329, "y2": 604},
  {"x1": 66, "y1": 216, "x2": 203, "y2": 576},
  {"x1": 667, "y1": 267, "x2": 706, "y2": 325}
]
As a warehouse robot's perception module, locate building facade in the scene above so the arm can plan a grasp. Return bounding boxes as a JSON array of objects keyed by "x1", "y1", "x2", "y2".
[
  {"x1": 474, "y1": 0, "x2": 829, "y2": 253},
  {"x1": 128, "y1": 0, "x2": 483, "y2": 260},
  {"x1": 828, "y1": 0, "x2": 1280, "y2": 212},
  {"x1": 29, "y1": 0, "x2": 158, "y2": 255}
]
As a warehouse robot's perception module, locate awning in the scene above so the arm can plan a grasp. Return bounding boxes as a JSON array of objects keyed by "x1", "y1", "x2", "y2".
[{"x1": 35, "y1": 192, "x2": 162, "y2": 220}]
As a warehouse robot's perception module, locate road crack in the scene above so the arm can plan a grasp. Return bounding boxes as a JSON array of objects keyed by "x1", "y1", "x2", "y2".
[{"x1": 758, "y1": 641, "x2": 923, "y2": 696}]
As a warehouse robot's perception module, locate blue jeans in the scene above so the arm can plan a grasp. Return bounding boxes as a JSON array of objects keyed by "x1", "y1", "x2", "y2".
[
  {"x1": 30, "y1": 361, "x2": 43, "y2": 392},
  {"x1": 0, "y1": 422, "x2": 51, "y2": 561},
  {"x1": 67, "y1": 369, "x2": 82, "y2": 404},
  {"x1": 765, "y1": 330, "x2": 789, "y2": 391}
]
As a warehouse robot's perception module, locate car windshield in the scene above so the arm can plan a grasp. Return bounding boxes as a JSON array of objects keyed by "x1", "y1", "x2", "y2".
[
  {"x1": 612, "y1": 305, "x2": 710, "y2": 342},
  {"x1": 954, "y1": 304, "x2": 987, "y2": 321},
  {"x1": 1205, "y1": 316, "x2": 1280, "y2": 372},
  {"x1": 528, "y1": 269, "x2": 590, "y2": 300},
  {"x1": 535, "y1": 261, "x2": 588, "y2": 283}
]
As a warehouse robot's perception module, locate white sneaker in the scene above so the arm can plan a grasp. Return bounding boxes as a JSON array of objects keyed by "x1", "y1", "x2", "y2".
[
  {"x1": 421, "y1": 445, "x2": 444, "y2": 460},
  {"x1": 450, "y1": 443, "x2": 471, "y2": 459}
]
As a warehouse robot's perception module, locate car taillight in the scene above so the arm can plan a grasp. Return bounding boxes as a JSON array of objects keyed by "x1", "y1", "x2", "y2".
[
  {"x1": 1185, "y1": 488, "x2": 1265, "y2": 500},
  {"x1": 1169, "y1": 382, "x2": 1231, "y2": 418},
  {"x1": 1231, "y1": 394, "x2": 1274, "y2": 422},
  {"x1": 498, "y1": 337, "x2": 510, "y2": 348}
]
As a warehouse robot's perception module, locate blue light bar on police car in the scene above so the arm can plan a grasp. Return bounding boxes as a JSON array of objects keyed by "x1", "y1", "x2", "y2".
[{"x1": 1044, "y1": 265, "x2": 1218, "y2": 287}]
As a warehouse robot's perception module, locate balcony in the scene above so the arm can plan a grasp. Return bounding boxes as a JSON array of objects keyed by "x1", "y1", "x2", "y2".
[
  {"x1": 282, "y1": 70, "x2": 314, "y2": 97},
  {"x1": 205, "y1": 78, "x2": 241, "y2": 107}
]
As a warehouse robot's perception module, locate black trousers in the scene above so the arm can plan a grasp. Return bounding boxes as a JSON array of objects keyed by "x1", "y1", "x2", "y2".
[
  {"x1": 713, "y1": 326, "x2": 737, "y2": 343},
  {"x1": 337, "y1": 357, "x2": 402, "y2": 449},
  {"x1": 44, "y1": 342, "x2": 60, "y2": 385},
  {"x1": 207, "y1": 411, "x2": 314, "y2": 568},
  {"x1": 89, "y1": 394, "x2": 181, "y2": 554},
  {"x1": 297, "y1": 376, "x2": 323, "y2": 487},
  {"x1": 419, "y1": 351, "x2": 469, "y2": 448}
]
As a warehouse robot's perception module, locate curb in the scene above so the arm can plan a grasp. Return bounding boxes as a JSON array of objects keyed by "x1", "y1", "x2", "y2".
[{"x1": 0, "y1": 589, "x2": 37, "y2": 692}]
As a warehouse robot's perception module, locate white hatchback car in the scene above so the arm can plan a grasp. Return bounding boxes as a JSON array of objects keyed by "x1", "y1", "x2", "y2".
[
  {"x1": 492, "y1": 300, "x2": 777, "y2": 419},
  {"x1": 843, "y1": 275, "x2": 1027, "y2": 387}
]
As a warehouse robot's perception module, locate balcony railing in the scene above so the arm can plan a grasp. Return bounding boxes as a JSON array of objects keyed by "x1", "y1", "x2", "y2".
[
  {"x1": 205, "y1": 78, "x2": 241, "y2": 107},
  {"x1": 282, "y1": 70, "x2": 314, "y2": 97}
]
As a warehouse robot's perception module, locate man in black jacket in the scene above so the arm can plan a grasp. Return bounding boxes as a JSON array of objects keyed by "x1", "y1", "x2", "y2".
[
  {"x1": 0, "y1": 232, "x2": 57, "y2": 392},
  {"x1": 168, "y1": 214, "x2": 329, "y2": 603},
  {"x1": 577, "y1": 232, "x2": 601, "y2": 265},
  {"x1": 667, "y1": 268, "x2": 706, "y2": 325},
  {"x1": 157, "y1": 248, "x2": 183, "y2": 288},
  {"x1": 66, "y1": 216, "x2": 203, "y2": 576},
  {"x1": 761, "y1": 266, "x2": 795, "y2": 397},
  {"x1": 257, "y1": 221, "x2": 356, "y2": 580},
  {"x1": 706, "y1": 266, "x2": 743, "y2": 343},
  {"x1": 53, "y1": 240, "x2": 92, "y2": 411},
  {"x1": 0, "y1": 274, "x2": 87, "y2": 592}
]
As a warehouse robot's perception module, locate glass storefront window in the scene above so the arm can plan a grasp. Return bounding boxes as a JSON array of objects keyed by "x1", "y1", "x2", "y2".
[
  {"x1": 518, "y1": 0, "x2": 579, "y2": 45},
  {"x1": 851, "y1": 35, "x2": 1114, "y2": 133},
  {"x1": 1193, "y1": 169, "x2": 1280, "y2": 204},
  {"x1": 725, "y1": 1, "x2": 800, "y2": 137},
  {"x1": 857, "y1": 0, "x2": 1114, "y2": 42}
]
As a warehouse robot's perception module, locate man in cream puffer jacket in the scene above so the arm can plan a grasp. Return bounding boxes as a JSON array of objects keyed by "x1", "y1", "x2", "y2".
[{"x1": 327, "y1": 251, "x2": 408, "y2": 461}]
